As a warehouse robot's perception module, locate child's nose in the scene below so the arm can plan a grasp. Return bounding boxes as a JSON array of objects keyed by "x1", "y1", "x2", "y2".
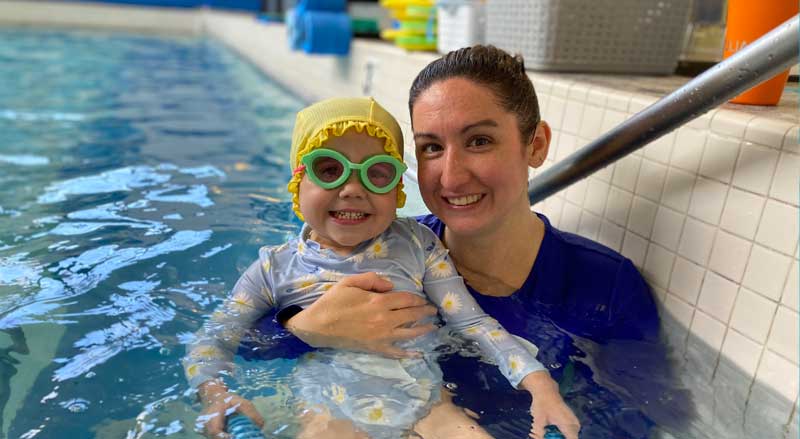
[{"x1": 338, "y1": 173, "x2": 367, "y2": 198}]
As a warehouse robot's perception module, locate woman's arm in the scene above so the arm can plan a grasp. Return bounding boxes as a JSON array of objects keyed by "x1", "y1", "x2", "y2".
[{"x1": 285, "y1": 272, "x2": 438, "y2": 358}]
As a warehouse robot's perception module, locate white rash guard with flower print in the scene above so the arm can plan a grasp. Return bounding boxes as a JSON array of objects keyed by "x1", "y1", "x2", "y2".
[{"x1": 183, "y1": 217, "x2": 545, "y2": 436}]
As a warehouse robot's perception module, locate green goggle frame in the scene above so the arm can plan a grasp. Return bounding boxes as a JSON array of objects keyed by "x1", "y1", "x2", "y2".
[{"x1": 300, "y1": 148, "x2": 407, "y2": 194}]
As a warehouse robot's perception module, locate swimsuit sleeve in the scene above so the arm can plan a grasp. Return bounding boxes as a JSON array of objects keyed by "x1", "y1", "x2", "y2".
[
  {"x1": 414, "y1": 223, "x2": 546, "y2": 388},
  {"x1": 182, "y1": 252, "x2": 276, "y2": 389}
]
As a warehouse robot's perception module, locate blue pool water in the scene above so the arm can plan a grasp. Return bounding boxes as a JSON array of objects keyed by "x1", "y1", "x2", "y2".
[{"x1": 1, "y1": 27, "x2": 773, "y2": 439}]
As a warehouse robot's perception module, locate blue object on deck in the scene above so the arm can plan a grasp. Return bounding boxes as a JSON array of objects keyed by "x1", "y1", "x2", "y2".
[
  {"x1": 301, "y1": 11, "x2": 351, "y2": 55},
  {"x1": 287, "y1": 8, "x2": 305, "y2": 50},
  {"x1": 226, "y1": 414, "x2": 266, "y2": 439},
  {"x1": 297, "y1": 0, "x2": 347, "y2": 12},
  {"x1": 544, "y1": 425, "x2": 566, "y2": 439}
]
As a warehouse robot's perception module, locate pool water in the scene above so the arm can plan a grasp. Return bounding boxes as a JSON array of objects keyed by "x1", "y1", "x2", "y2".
[{"x1": 1, "y1": 27, "x2": 775, "y2": 439}]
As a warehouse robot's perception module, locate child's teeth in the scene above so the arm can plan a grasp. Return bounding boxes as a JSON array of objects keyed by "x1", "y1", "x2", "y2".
[{"x1": 335, "y1": 211, "x2": 365, "y2": 220}]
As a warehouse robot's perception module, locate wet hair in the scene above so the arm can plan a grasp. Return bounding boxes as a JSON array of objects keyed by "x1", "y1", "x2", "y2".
[{"x1": 408, "y1": 45, "x2": 541, "y2": 142}]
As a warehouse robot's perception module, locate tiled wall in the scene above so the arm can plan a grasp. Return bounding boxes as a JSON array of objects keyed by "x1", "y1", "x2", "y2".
[{"x1": 3, "y1": 3, "x2": 798, "y2": 435}]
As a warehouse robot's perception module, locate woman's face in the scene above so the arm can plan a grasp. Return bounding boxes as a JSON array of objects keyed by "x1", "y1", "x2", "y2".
[{"x1": 412, "y1": 77, "x2": 547, "y2": 238}]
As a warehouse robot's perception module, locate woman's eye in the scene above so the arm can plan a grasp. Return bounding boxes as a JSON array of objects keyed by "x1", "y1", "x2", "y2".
[
  {"x1": 468, "y1": 136, "x2": 491, "y2": 147},
  {"x1": 418, "y1": 143, "x2": 443, "y2": 154}
]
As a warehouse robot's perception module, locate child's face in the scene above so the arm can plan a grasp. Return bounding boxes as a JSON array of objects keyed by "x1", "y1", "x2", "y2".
[{"x1": 299, "y1": 129, "x2": 399, "y2": 254}]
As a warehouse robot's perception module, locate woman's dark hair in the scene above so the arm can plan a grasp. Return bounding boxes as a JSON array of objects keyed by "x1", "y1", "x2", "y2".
[{"x1": 409, "y1": 45, "x2": 541, "y2": 141}]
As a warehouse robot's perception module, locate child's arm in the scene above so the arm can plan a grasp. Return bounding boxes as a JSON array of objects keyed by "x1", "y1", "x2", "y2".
[{"x1": 182, "y1": 254, "x2": 275, "y2": 437}]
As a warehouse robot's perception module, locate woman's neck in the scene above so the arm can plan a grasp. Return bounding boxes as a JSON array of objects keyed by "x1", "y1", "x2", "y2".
[{"x1": 443, "y1": 207, "x2": 545, "y2": 297}]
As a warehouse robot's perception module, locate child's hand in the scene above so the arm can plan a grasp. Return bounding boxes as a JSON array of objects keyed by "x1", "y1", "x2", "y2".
[
  {"x1": 197, "y1": 380, "x2": 264, "y2": 438},
  {"x1": 520, "y1": 371, "x2": 580, "y2": 439}
]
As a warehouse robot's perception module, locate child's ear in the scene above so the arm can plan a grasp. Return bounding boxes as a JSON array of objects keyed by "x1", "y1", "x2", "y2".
[{"x1": 527, "y1": 121, "x2": 551, "y2": 168}]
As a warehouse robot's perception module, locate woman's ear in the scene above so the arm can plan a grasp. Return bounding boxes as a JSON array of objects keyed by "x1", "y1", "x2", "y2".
[{"x1": 527, "y1": 120, "x2": 551, "y2": 168}]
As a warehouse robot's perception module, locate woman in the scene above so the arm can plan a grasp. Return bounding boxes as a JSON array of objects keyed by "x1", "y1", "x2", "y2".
[{"x1": 257, "y1": 46, "x2": 662, "y2": 438}]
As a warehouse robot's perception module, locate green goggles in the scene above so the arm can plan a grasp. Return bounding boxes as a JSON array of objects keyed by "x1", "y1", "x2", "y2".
[{"x1": 299, "y1": 148, "x2": 407, "y2": 194}]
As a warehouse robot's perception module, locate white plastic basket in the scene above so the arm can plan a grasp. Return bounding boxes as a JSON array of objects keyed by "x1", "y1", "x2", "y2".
[
  {"x1": 486, "y1": 0, "x2": 691, "y2": 74},
  {"x1": 436, "y1": 0, "x2": 486, "y2": 54}
]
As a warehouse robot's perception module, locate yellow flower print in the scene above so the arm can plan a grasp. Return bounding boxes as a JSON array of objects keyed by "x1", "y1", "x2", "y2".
[
  {"x1": 293, "y1": 274, "x2": 318, "y2": 291},
  {"x1": 230, "y1": 291, "x2": 256, "y2": 312},
  {"x1": 428, "y1": 260, "x2": 453, "y2": 278},
  {"x1": 465, "y1": 327, "x2": 479, "y2": 335},
  {"x1": 366, "y1": 238, "x2": 389, "y2": 259},
  {"x1": 412, "y1": 275, "x2": 422, "y2": 289},
  {"x1": 186, "y1": 364, "x2": 198, "y2": 378},
  {"x1": 297, "y1": 241, "x2": 305, "y2": 255},
  {"x1": 440, "y1": 292, "x2": 462, "y2": 314},
  {"x1": 193, "y1": 346, "x2": 223, "y2": 360},
  {"x1": 508, "y1": 354, "x2": 525, "y2": 373},
  {"x1": 488, "y1": 329, "x2": 507, "y2": 341},
  {"x1": 262, "y1": 259, "x2": 271, "y2": 272},
  {"x1": 328, "y1": 384, "x2": 347, "y2": 405},
  {"x1": 411, "y1": 234, "x2": 422, "y2": 249}
]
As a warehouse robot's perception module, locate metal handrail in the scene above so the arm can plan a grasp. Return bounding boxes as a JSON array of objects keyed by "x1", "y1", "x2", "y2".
[{"x1": 528, "y1": 15, "x2": 799, "y2": 204}]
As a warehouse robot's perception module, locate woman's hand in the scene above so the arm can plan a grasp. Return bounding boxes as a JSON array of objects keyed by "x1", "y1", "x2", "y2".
[
  {"x1": 196, "y1": 380, "x2": 265, "y2": 439},
  {"x1": 520, "y1": 371, "x2": 581, "y2": 439},
  {"x1": 285, "y1": 272, "x2": 438, "y2": 358}
]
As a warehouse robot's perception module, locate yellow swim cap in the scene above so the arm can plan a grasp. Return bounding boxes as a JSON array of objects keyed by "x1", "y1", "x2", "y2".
[{"x1": 288, "y1": 97, "x2": 406, "y2": 221}]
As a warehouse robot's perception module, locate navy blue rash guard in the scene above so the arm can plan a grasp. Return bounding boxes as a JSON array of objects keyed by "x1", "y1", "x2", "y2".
[{"x1": 242, "y1": 213, "x2": 684, "y2": 438}]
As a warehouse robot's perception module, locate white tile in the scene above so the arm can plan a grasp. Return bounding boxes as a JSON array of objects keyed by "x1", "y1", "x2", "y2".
[
  {"x1": 782, "y1": 125, "x2": 799, "y2": 154},
  {"x1": 567, "y1": 83, "x2": 590, "y2": 101},
  {"x1": 627, "y1": 95, "x2": 657, "y2": 113},
  {"x1": 596, "y1": 163, "x2": 615, "y2": 183},
  {"x1": 782, "y1": 259, "x2": 799, "y2": 311},
  {"x1": 755, "y1": 200, "x2": 799, "y2": 256},
  {"x1": 551, "y1": 80, "x2": 572, "y2": 97},
  {"x1": 711, "y1": 108, "x2": 755, "y2": 139},
  {"x1": 584, "y1": 179, "x2": 610, "y2": 216},
  {"x1": 560, "y1": 202, "x2": 581, "y2": 233},
  {"x1": 767, "y1": 306, "x2": 799, "y2": 364},
  {"x1": 678, "y1": 217, "x2": 716, "y2": 265},
  {"x1": 587, "y1": 88, "x2": 609, "y2": 106},
  {"x1": 709, "y1": 231, "x2": 752, "y2": 283},
  {"x1": 607, "y1": 93, "x2": 632, "y2": 112},
  {"x1": 700, "y1": 133, "x2": 740, "y2": 183},
  {"x1": 598, "y1": 220, "x2": 624, "y2": 252},
  {"x1": 652, "y1": 285, "x2": 667, "y2": 304},
  {"x1": 691, "y1": 310, "x2": 727, "y2": 351},
  {"x1": 770, "y1": 152, "x2": 800, "y2": 206},
  {"x1": 652, "y1": 206, "x2": 685, "y2": 251},
  {"x1": 578, "y1": 211, "x2": 602, "y2": 240},
  {"x1": 566, "y1": 178, "x2": 588, "y2": 205},
  {"x1": 601, "y1": 109, "x2": 628, "y2": 134},
  {"x1": 756, "y1": 350, "x2": 799, "y2": 402},
  {"x1": 543, "y1": 195, "x2": 564, "y2": 227},
  {"x1": 743, "y1": 245, "x2": 792, "y2": 301},
  {"x1": 688, "y1": 111, "x2": 714, "y2": 130},
  {"x1": 670, "y1": 257, "x2": 705, "y2": 304},
  {"x1": 664, "y1": 293, "x2": 695, "y2": 329},
  {"x1": 745, "y1": 117, "x2": 795, "y2": 149},
  {"x1": 555, "y1": 132, "x2": 577, "y2": 163},
  {"x1": 644, "y1": 243, "x2": 675, "y2": 289},
  {"x1": 670, "y1": 127, "x2": 707, "y2": 173},
  {"x1": 732, "y1": 141, "x2": 780, "y2": 195},
  {"x1": 611, "y1": 154, "x2": 642, "y2": 192},
  {"x1": 578, "y1": 105, "x2": 605, "y2": 140},
  {"x1": 689, "y1": 177, "x2": 729, "y2": 224},
  {"x1": 628, "y1": 196, "x2": 659, "y2": 238},
  {"x1": 730, "y1": 288, "x2": 778, "y2": 343},
  {"x1": 643, "y1": 131, "x2": 676, "y2": 164},
  {"x1": 698, "y1": 271, "x2": 739, "y2": 323},
  {"x1": 719, "y1": 187, "x2": 766, "y2": 240},
  {"x1": 635, "y1": 159, "x2": 668, "y2": 202},
  {"x1": 621, "y1": 231, "x2": 648, "y2": 268},
  {"x1": 605, "y1": 187, "x2": 632, "y2": 226},
  {"x1": 547, "y1": 96, "x2": 567, "y2": 131},
  {"x1": 721, "y1": 328, "x2": 764, "y2": 377},
  {"x1": 662, "y1": 168, "x2": 695, "y2": 212},
  {"x1": 562, "y1": 100, "x2": 585, "y2": 135}
]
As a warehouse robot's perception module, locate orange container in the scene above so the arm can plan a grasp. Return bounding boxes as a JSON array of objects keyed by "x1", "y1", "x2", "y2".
[{"x1": 723, "y1": 0, "x2": 799, "y2": 105}]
